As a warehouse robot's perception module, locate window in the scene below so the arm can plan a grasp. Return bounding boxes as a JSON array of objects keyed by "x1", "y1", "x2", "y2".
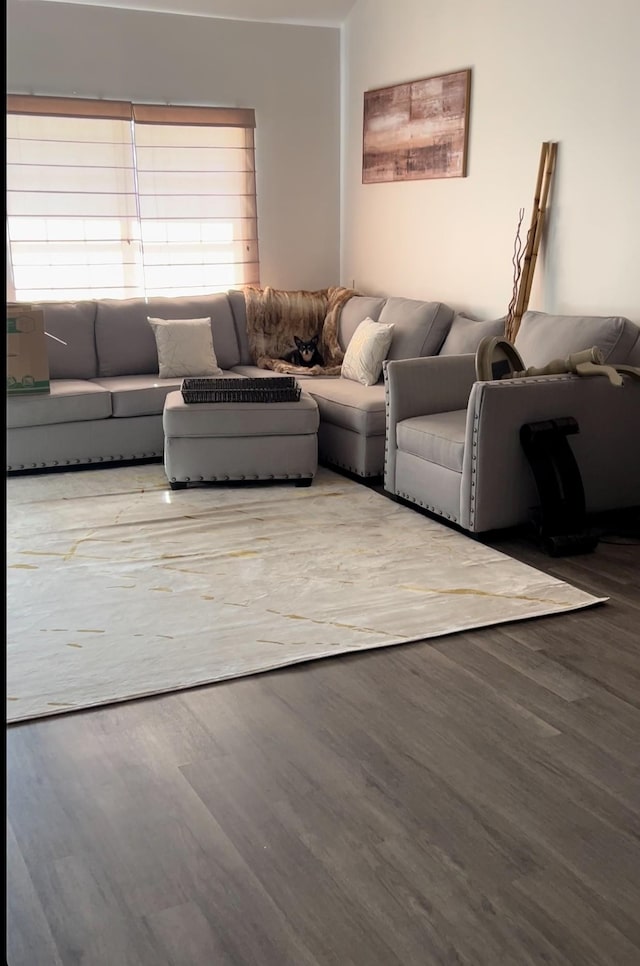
[{"x1": 6, "y1": 95, "x2": 259, "y2": 301}]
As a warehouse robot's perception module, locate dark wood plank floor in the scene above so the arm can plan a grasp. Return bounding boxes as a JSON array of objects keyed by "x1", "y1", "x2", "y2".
[{"x1": 7, "y1": 494, "x2": 640, "y2": 966}]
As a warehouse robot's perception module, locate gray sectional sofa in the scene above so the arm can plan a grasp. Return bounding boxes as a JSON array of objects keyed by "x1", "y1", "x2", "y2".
[{"x1": 6, "y1": 290, "x2": 456, "y2": 477}]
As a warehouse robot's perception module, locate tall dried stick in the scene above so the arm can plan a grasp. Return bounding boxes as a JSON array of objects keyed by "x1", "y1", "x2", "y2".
[
  {"x1": 521, "y1": 141, "x2": 558, "y2": 311},
  {"x1": 512, "y1": 143, "x2": 548, "y2": 326},
  {"x1": 507, "y1": 141, "x2": 557, "y2": 342}
]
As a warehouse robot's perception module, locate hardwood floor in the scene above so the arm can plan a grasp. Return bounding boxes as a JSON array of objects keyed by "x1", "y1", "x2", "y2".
[{"x1": 7, "y1": 495, "x2": 640, "y2": 966}]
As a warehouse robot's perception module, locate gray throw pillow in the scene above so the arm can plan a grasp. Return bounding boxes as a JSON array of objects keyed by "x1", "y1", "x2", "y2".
[{"x1": 439, "y1": 314, "x2": 506, "y2": 355}]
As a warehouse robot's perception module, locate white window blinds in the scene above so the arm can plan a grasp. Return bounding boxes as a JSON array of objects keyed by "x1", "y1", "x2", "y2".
[{"x1": 6, "y1": 96, "x2": 259, "y2": 301}]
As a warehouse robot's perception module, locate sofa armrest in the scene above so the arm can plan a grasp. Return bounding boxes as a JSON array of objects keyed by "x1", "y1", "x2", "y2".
[
  {"x1": 460, "y1": 373, "x2": 640, "y2": 532},
  {"x1": 383, "y1": 354, "x2": 477, "y2": 492}
]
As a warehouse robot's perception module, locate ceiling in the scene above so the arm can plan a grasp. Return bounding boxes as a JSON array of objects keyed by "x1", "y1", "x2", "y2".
[{"x1": 35, "y1": 0, "x2": 358, "y2": 26}]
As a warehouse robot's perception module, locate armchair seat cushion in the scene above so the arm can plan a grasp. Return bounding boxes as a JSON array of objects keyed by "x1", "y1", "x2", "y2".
[{"x1": 396, "y1": 410, "x2": 467, "y2": 472}]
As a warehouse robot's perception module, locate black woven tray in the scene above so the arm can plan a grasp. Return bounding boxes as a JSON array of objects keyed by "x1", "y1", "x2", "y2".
[{"x1": 181, "y1": 376, "x2": 302, "y2": 404}]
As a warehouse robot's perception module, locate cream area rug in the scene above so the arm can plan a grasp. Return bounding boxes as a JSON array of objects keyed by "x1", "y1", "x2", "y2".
[{"x1": 6, "y1": 463, "x2": 605, "y2": 723}]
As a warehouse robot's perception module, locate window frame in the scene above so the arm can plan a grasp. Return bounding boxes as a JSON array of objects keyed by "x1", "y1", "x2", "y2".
[{"x1": 6, "y1": 94, "x2": 259, "y2": 302}]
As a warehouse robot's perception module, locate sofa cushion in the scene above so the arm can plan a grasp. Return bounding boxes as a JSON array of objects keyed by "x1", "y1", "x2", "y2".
[
  {"x1": 338, "y1": 297, "x2": 386, "y2": 350},
  {"x1": 91, "y1": 375, "x2": 181, "y2": 417},
  {"x1": 230, "y1": 364, "x2": 282, "y2": 378},
  {"x1": 230, "y1": 366, "x2": 388, "y2": 435},
  {"x1": 96, "y1": 298, "x2": 169, "y2": 377},
  {"x1": 7, "y1": 380, "x2": 111, "y2": 429},
  {"x1": 306, "y1": 378, "x2": 387, "y2": 436},
  {"x1": 147, "y1": 317, "x2": 223, "y2": 379},
  {"x1": 38, "y1": 301, "x2": 98, "y2": 379},
  {"x1": 515, "y1": 311, "x2": 640, "y2": 367},
  {"x1": 439, "y1": 314, "x2": 507, "y2": 355},
  {"x1": 95, "y1": 293, "x2": 241, "y2": 377},
  {"x1": 378, "y1": 298, "x2": 454, "y2": 359},
  {"x1": 341, "y1": 318, "x2": 395, "y2": 386},
  {"x1": 92, "y1": 371, "x2": 243, "y2": 418},
  {"x1": 396, "y1": 411, "x2": 467, "y2": 472}
]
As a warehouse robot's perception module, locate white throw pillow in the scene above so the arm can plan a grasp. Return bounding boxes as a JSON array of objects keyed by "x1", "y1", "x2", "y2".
[
  {"x1": 147, "y1": 317, "x2": 223, "y2": 379},
  {"x1": 341, "y1": 317, "x2": 395, "y2": 386}
]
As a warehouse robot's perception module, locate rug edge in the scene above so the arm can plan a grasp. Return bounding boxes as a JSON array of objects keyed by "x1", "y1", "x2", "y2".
[{"x1": 6, "y1": 594, "x2": 608, "y2": 725}]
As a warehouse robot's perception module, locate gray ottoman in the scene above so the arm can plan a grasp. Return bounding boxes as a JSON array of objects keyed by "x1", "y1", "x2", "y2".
[{"x1": 163, "y1": 389, "x2": 319, "y2": 489}]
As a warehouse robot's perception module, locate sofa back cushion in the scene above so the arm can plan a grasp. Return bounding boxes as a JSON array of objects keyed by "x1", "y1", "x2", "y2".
[
  {"x1": 95, "y1": 293, "x2": 241, "y2": 377},
  {"x1": 96, "y1": 298, "x2": 163, "y2": 377},
  {"x1": 378, "y1": 297, "x2": 454, "y2": 359},
  {"x1": 338, "y1": 297, "x2": 386, "y2": 350},
  {"x1": 439, "y1": 314, "x2": 507, "y2": 356},
  {"x1": 39, "y1": 301, "x2": 98, "y2": 379},
  {"x1": 626, "y1": 325, "x2": 640, "y2": 366},
  {"x1": 515, "y1": 311, "x2": 640, "y2": 367}
]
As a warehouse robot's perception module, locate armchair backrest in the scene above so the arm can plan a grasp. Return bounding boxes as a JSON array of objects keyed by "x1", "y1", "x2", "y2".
[{"x1": 514, "y1": 311, "x2": 640, "y2": 367}]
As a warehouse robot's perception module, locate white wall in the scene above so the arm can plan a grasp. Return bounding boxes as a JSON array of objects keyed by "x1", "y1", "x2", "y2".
[
  {"x1": 342, "y1": 0, "x2": 640, "y2": 322},
  {"x1": 8, "y1": 0, "x2": 640, "y2": 321},
  {"x1": 6, "y1": 0, "x2": 341, "y2": 291}
]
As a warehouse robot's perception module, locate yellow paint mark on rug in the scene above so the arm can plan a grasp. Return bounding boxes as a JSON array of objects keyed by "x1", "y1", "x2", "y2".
[
  {"x1": 226, "y1": 550, "x2": 260, "y2": 558},
  {"x1": 10, "y1": 563, "x2": 39, "y2": 570},
  {"x1": 18, "y1": 550, "x2": 66, "y2": 557},
  {"x1": 331, "y1": 620, "x2": 396, "y2": 637},
  {"x1": 66, "y1": 643, "x2": 83, "y2": 648},
  {"x1": 401, "y1": 585, "x2": 558, "y2": 605},
  {"x1": 202, "y1": 595, "x2": 215, "y2": 600},
  {"x1": 151, "y1": 587, "x2": 173, "y2": 593},
  {"x1": 162, "y1": 565, "x2": 207, "y2": 576},
  {"x1": 7, "y1": 697, "x2": 19, "y2": 701},
  {"x1": 266, "y1": 609, "x2": 395, "y2": 637},
  {"x1": 63, "y1": 532, "x2": 97, "y2": 561},
  {"x1": 47, "y1": 701, "x2": 75, "y2": 707}
]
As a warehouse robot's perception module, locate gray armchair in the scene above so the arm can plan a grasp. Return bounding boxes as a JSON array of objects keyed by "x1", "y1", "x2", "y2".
[{"x1": 383, "y1": 312, "x2": 640, "y2": 534}]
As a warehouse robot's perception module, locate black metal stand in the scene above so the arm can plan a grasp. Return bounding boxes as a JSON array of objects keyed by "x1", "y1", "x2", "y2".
[{"x1": 520, "y1": 417, "x2": 598, "y2": 556}]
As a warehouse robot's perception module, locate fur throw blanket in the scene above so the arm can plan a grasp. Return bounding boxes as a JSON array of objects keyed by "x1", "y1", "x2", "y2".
[{"x1": 244, "y1": 285, "x2": 358, "y2": 376}]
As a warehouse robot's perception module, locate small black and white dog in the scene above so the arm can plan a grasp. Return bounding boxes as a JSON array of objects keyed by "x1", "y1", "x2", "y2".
[{"x1": 284, "y1": 335, "x2": 324, "y2": 367}]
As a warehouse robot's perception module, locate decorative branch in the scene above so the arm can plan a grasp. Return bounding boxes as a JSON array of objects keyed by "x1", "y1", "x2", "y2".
[{"x1": 505, "y1": 207, "x2": 525, "y2": 337}]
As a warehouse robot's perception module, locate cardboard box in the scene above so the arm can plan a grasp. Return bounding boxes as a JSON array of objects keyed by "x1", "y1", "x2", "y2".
[{"x1": 7, "y1": 303, "x2": 50, "y2": 395}]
